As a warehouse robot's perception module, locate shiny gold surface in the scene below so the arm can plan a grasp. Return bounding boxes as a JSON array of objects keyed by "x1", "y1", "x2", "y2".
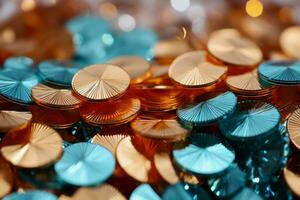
[
  {"x1": 72, "y1": 64, "x2": 130, "y2": 101},
  {"x1": 154, "y1": 39, "x2": 192, "y2": 58},
  {"x1": 169, "y1": 51, "x2": 227, "y2": 87},
  {"x1": 80, "y1": 96, "x2": 141, "y2": 126},
  {"x1": 154, "y1": 152, "x2": 179, "y2": 184},
  {"x1": 92, "y1": 134, "x2": 127, "y2": 156},
  {"x1": 108, "y1": 56, "x2": 151, "y2": 84},
  {"x1": 207, "y1": 29, "x2": 263, "y2": 66},
  {"x1": 116, "y1": 136, "x2": 151, "y2": 182},
  {"x1": 72, "y1": 184, "x2": 126, "y2": 200},
  {"x1": 280, "y1": 26, "x2": 300, "y2": 59},
  {"x1": 0, "y1": 158, "x2": 13, "y2": 198},
  {"x1": 284, "y1": 156, "x2": 300, "y2": 197},
  {"x1": 0, "y1": 111, "x2": 32, "y2": 132},
  {"x1": 1, "y1": 123, "x2": 63, "y2": 168},
  {"x1": 32, "y1": 84, "x2": 81, "y2": 109},
  {"x1": 287, "y1": 108, "x2": 300, "y2": 150},
  {"x1": 131, "y1": 113, "x2": 189, "y2": 141}
]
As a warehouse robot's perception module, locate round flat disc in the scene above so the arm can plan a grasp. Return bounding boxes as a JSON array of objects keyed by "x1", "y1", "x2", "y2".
[
  {"x1": 54, "y1": 142, "x2": 115, "y2": 186},
  {"x1": 32, "y1": 84, "x2": 81, "y2": 109},
  {"x1": 38, "y1": 60, "x2": 83, "y2": 87},
  {"x1": 4, "y1": 56, "x2": 33, "y2": 71},
  {"x1": 220, "y1": 101, "x2": 280, "y2": 141},
  {"x1": 0, "y1": 111, "x2": 32, "y2": 132},
  {"x1": 169, "y1": 51, "x2": 227, "y2": 87},
  {"x1": 207, "y1": 29, "x2": 262, "y2": 66},
  {"x1": 3, "y1": 190, "x2": 58, "y2": 200},
  {"x1": 173, "y1": 133, "x2": 235, "y2": 176},
  {"x1": 72, "y1": 64, "x2": 130, "y2": 101},
  {"x1": 177, "y1": 92, "x2": 237, "y2": 126},
  {"x1": 287, "y1": 108, "x2": 300, "y2": 150},
  {"x1": 280, "y1": 26, "x2": 300, "y2": 59},
  {"x1": 131, "y1": 112, "x2": 189, "y2": 141},
  {"x1": 130, "y1": 184, "x2": 160, "y2": 200},
  {"x1": 0, "y1": 70, "x2": 40, "y2": 104},
  {"x1": 1, "y1": 123, "x2": 63, "y2": 168},
  {"x1": 258, "y1": 61, "x2": 300, "y2": 85},
  {"x1": 92, "y1": 134, "x2": 127, "y2": 156},
  {"x1": 0, "y1": 159, "x2": 13, "y2": 198},
  {"x1": 108, "y1": 56, "x2": 151, "y2": 83},
  {"x1": 154, "y1": 152, "x2": 179, "y2": 184},
  {"x1": 283, "y1": 155, "x2": 300, "y2": 197},
  {"x1": 72, "y1": 184, "x2": 126, "y2": 200},
  {"x1": 116, "y1": 136, "x2": 152, "y2": 182}
]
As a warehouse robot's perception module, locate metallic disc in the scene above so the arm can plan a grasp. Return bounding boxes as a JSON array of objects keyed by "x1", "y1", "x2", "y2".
[
  {"x1": 38, "y1": 60, "x2": 83, "y2": 87},
  {"x1": 131, "y1": 112, "x2": 189, "y2": 141},
  {"x1": 4, "y1": 56, "x2": 33, "y2": 71},
  {"x1": 1, "y1": 123, "x2": 63, "y2": 168},
  {"x1": 177, "y1": 92, "x2": 237, "y2": 126},
  {"x1": 287, "y1": 108, "x2": 300, "y2": 150},
  {"x1": 72, "y1": 184, "x2": 126, "y2": 200},
  {"x1": 0, "y1": 111, "x2": 32, "y2": 132},
  {"x1": 0, "y1": 159, "x2": 13, "y2": 198},
  {"x1": 154, "y1": 152, "x2": 179, "y2": 184},
  {"x1": 54, "y1": 142, "x2": 115, "y2": 186},
  {"x1": 220, "y1": 101, "x2": 280, "y2": 141},
  {"x1": 3, "y1": 190, "x2": 58, "y2": 200},
  {"x1": 230, "y1": 188, "x2": 263, "y2": 200},
  {"x1": 280, "y1": 26, "x2": 300, "y2": 59},
  {"x1": 162, "y1": 182, "x2": 213, "y2": 200},
  {"x1": 283, "y1": 155, "x2": 300, "y2": 197},
  {"x1": 0, "y1": 70, "x2": 40, "y2": 104},
  {"x1": 130, "y1": 184, "x2": 160, "y2": 200},
  {"x1": 173, "y1": 133, "x2": 235, "y2": 176},
  {"x1": 72, "y1": 64, "x2": 130, "y2": 101},
  {"x1": 207, "y1": 29, "x2": 262, "y2": 66},
  {"x1": 80, "y1": 96, "x2": 140, "y2": 126},
  {"x1": 154, "y1": 39, "x2": 192, "y2": 59},
  {"x1": 32, "y1": 84, "x2": 81, "y2": 109},
  {"x1": 169, "y1": 51, "x2": 227, "y2": 87},
  {"x1": 91, "y1": 134, "x2": 127, "y2": 156},
  {"x1": 108, "y1": 56, "x2": 151, "y2": 84},
  {"x1": 258, "y1": 61, "x2": 300, "y2": 85},
  {"x1": 116, "y1": 136, "x2": 152, "y2": 182}
]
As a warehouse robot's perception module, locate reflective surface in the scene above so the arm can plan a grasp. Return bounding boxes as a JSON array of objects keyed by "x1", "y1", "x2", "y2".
[{"x1": 130, "y1": 184, "x2": 160, "y2": 200}]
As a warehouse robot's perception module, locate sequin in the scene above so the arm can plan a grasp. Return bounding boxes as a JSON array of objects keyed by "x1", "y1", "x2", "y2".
[{"x1": 130, "y1": 184, "x2": 161, "y2": 200}]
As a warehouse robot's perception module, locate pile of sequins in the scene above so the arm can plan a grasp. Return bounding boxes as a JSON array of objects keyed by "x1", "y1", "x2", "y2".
[{"x1": 1, "y1": 13, "x2": 300, "y2": 200}]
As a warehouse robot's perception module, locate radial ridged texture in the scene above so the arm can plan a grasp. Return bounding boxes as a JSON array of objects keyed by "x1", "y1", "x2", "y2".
[
  {"x1": 0, "y1": 70, "x2": 40, "y2": 104},
  {"x1": 72, "y1": 64, "x2": 130, "y2": 101},
  {"x1": 173, "y1": 133, "x2": 235, "y2": 176},
  {"x1": 169, "y1": 51, "x2": 227, "y2": 87},
  {"x1": 1, "y1": 123, "x2": 63, "y2": 168},
  {"x1": 154, "y1": 152, "x2": 179, "y2": 184},
  {"x1": 130, "y1": 184, "x2": 160, "y2": 200},
  {"x1": 131, "y1": 113, "x2": 189, "y2": 141},
  {"x1": 287, "y1": 108, "x2": 300, "y2": 150},
  {"x1": 220, "y1": 101, "x2": 280, "y2": 141},
  {"x1": 0, "y1": 111, "x2": 32, "y2": 132},
  {"x1": 91, "y1": 134, "x2": 127, "y2": 156},
  {"x1": 72, "y1": 184, "x2": 126, "y2": 200},
  {"x1": 3, "y1": 190, "x2": 58, "y2": 200},
  {"x1": 177, "y1": 92, "x2": 237, "y2": 126},
  {"x1": 54, "y1": 142, "x2": 115, "y2": 186},
  {"x1": 80, "y1": 97, "x2": 140, "y2": 125},
  {"x1": 207, "y1": 29, "x2": 262, "y2": 66},
  {"x1": 32, "y1": 84, "x2": 81, "y2": 109},
  {"x1": 258, "y1": 61, "x2": 300, "y2": 85},
  {"x1": 116, "y1": 137, "x2": 152, "y2": 182}
]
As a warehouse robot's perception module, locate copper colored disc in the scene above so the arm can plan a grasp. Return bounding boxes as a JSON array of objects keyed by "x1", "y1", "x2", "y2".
[
  {"x1": 116, "y1": 136, "x2": 152, "y2": 182},
  {"x1": 0, "y1": 111, "x2": 32, "y2": 132},
  {"x1": 0, "y1": 158, "x2": 13, "y2": 198},
  {"x1": 32, "y1": 84, "x2": 81, "y2": 109},
  {"x1": 131, "y1": 113, "x2": 189, "y2": 141},
  {"x1": 72, "y1": 184, "x2": 126, "y2": 200},
  {"x1": 287, "y1": 108, "x2": 300, "y2": 150},
  {"x1": 280, "y1": 26, "x2": 300, "y2": 59},
  {"x1": 284, "y1": 156, "x2": 300, "y2": 197},
  {"x1": 1, "y1": 123, "x2": 63, "y2": 168},
  {"x1": 80, "y1": 96, "x2": 141, "y2": 126},
  {"x1": 29, "y1": 105, "x2": 80, "y2": 129},
  {"x1": 72, "y1": 64, "x2": 130, "y2": 101},
  {"x1": 154, "y1": 39, "x2": 192, "y2": 59},
  {"x1": 108, "y1": 56, "x2": 151, "y2": 84},
  {"x1": 92, "y1": 134, "x2": 127, "y2": 156},
  {"x1": 207, "y1": 29, "x2": 262, "y2": 66},
  {"x1": 169, "y1": 51, "x2": 227, "y2": 87},
  {"x1": 154, "y1": 152, "x2": 179, "y2": 184}
]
